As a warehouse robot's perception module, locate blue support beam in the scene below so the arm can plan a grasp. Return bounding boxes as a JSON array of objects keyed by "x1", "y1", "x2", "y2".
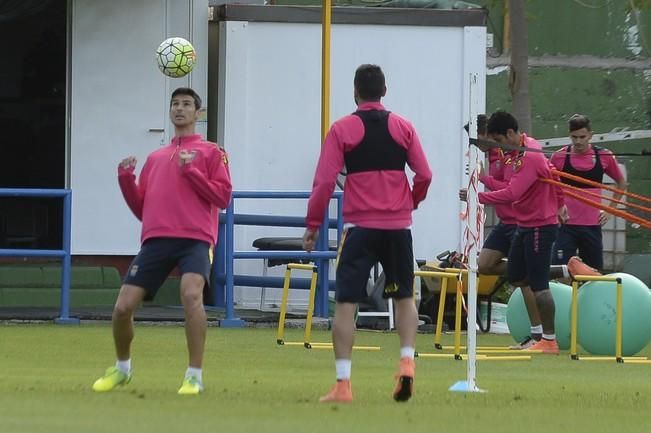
[
  {"x1": 0, "y1": 188, "x2": 77, "y2": 324},
  {"x1": 214, "y1": 191, "x2": 343, "y2": 326}
]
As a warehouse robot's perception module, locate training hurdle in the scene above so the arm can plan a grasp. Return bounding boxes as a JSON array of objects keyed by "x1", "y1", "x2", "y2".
[
  {"x1": 420, "y1": 267, "x2": 505, "y2": 349},
  {"x1": 276, "y1": 263, "x2": 380, "y2": 351},
  {"x1": 414, "y1": 269, "x2": 532, "y2": 361},
  {"x1": 570, "y1": 275, "x2": 650, "y2": 364}
]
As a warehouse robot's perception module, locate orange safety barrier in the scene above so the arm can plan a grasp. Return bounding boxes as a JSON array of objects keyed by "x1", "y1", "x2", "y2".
[
  {"x1": 547, "y1": 178, "x2": 651, "y2": 215},
  {"x1": 541, "y1": 177, "x2": 651, "y2": 230},
  {"x1": 552, "y1": 169, "x2": 651, "y2": 205}
]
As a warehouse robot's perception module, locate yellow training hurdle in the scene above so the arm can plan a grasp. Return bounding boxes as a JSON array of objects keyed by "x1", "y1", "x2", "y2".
[
  {"x1": 570, "y1": 275, "x2": 650, "y2": 364},
  {"x1": 414, "y1": 269, "x2": 531, "y2": 361},
  {"x1": 275, "y1": 263, "x2": 380, "y2": 351}
]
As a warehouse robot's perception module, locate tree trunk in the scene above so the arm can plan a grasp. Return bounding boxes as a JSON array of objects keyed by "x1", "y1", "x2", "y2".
[{"x1": 508, "y1": 0, "x2": 532, "y2": 134}]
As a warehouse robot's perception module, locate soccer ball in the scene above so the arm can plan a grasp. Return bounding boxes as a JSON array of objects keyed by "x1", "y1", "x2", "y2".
[{"x1": 155, "y1": 37, "x2": 196, "y2": 78}]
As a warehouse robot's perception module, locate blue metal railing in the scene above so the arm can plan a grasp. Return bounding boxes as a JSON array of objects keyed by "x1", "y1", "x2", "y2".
[
  {"x1": 0, "y1": 188, "x2": 77, "y2": 324},
  {"x1": 214, "y1": 191, "x2": 343, "y2": 327}
]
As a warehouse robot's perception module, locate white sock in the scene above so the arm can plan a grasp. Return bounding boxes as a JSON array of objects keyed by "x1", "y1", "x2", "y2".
[
  {"x1": 400, "y1": 347, "x2": 416, "y2": 359},
  {"x1": 116, "y1": 359, "x2": 131, "y2": 374},
  {"x1": 542, "y1": 333, "x2": 556, "y2": 341},
  {"x1": 561, "y1": 265, "x2": 569, "y2": 278},
  {"x1": 185, "y1": 367, "x2": 202, "y2": 383},
  {"x1": 530, "y1": 325, "x2": 543, "y2": 335},
  {"x1": 335, "y1": 359, "x2": 351, "y2": 381}
]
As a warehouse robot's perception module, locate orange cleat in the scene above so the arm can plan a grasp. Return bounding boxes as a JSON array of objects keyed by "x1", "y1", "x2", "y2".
[
  {"x1": 319, "y1": 379, "x2": 353, "y2": 403},
  {"x1": 509, "y1": 336, "x2": 538, "y2": 350},
  {"x1": 567, "y1": 256, "x2": 601, "y2": 278},
  {"x1": 393, "y1": 357, "x2": 415, "y2": 402},
  {"x1": 528, "y1": 338, "x2": 559, "y2": 355}
]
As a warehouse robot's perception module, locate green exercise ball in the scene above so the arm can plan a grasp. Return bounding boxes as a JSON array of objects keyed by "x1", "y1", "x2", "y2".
[
  {"x1": 506, "y1": 282, "x2": 572, "y2": 349},
  {"x1": 577, "y1": 273, "x2": 651, "y2": 357}
]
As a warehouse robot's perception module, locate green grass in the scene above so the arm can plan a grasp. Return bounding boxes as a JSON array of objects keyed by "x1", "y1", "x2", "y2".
[{"x1": 0, "y1": 324, "x2": 650, "y2": 433}]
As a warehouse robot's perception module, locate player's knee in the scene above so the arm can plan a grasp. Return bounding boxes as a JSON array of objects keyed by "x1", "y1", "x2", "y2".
[
  {"x1": 477, "y1": 262, "x2": 492, "y2": 275},
  {"x1": 180, "y1": 287, "x2": 203, "y2": 308},
  {"x1": 477, "y1": 255, "x2": 500, "y2": 274},
  {"x1": 113, "y1": 300, "x2": 136, "y2": 319},
  {"x1": 477, "y1": 260, "x2": 501, "y2": 275}
]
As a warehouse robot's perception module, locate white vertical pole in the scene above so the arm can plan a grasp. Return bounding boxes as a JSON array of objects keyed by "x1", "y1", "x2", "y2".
[
  {"x1": 465, "y1": 72, "x2": 481, "y2": 389},
  {"x1": 449, "y1": 72, "x2": 484, "y2": 393},
  {"x1": 449, "y1": 24, "x2": 486, "y2": 393}
]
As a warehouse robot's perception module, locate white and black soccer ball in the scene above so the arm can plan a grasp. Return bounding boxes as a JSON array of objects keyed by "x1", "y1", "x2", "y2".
[{"x1": 155, "y1": 37, "x2": 196, "y2": 78}]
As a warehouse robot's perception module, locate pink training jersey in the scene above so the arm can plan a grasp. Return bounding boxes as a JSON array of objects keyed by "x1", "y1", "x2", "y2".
[
  {"x1": 305, "y1": 102, "x2": 432, "y2": 231},
  {"x1": 549, "y1": 145, "x2": 624, "y2": 226},
  {"x1": 479, "y1": 147, "x2": 516, "y2": 224},
  {"x1": 479, "y1": 134, "x2": 562, "y2": 225},
  {"x1": 478, "y1": 135, "x2": 560, "y2": 228},
  {"x1": 118, "y1": 134, "x2": 232, "y2": 246}
]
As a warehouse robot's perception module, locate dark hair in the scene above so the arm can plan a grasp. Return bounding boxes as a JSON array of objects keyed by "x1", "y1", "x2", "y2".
[
  {"x1": 354, "y1": 64, "x2": 385, "y2": 101},
  {"x1": 477, "y1": 114, "x2": 487, "y2": 136},
  {"x1": 171, "y1": 87, "x2": 202, "y2": 110},
  {"x1": 568, "y1": 114, "x2": 591, "y2": 132},
  {"x1": 487, "y1": 110, "x2": 518, "y2": 136},
  {"x1": 463, "y1": 114, "x2": 487, "y2": 136}
]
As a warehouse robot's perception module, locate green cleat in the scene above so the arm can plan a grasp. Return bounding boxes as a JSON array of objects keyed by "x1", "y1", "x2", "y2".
[
  {"x1": 92, "y1": 366, "x2": 131, "y2": 392},
  {"x1": 177, "y1": 376, "x2": 204, "y2": 395}
]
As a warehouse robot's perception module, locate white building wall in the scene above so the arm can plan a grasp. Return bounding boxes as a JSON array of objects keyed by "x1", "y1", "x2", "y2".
[
  {"x1": 67, "y1": 3, "x2": 486, "y2": 309},
  {"x1": 70, "y1": 0, "x2": 209, "y2": 254},
  {"x1": 214, "y1": 17, "x2": 486, "y2": 307}
]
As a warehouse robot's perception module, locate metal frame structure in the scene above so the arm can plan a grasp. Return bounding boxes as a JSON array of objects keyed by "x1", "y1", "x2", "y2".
[
  {"x1": 0, "y1": 188, "x2": 76, "y2": 324},
  {"x1": 275, "y1": 263, "x2": 380, "y2": 351},
  {"x1": 213, "y1": 191, "x2": 343, "y2": 327},
  {"x1": 570, "y1": 275, "x2": 651, "y2": 364}
]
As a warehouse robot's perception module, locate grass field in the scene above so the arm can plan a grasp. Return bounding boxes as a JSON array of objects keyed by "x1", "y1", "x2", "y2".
[{"x1": 1, "y1": 323, "x2": 650, "y2": 433}]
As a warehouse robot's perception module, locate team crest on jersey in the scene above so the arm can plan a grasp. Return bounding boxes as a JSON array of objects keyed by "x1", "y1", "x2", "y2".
[{"x1": 506, "y1": 157, "x2": 523, "y2": 171}]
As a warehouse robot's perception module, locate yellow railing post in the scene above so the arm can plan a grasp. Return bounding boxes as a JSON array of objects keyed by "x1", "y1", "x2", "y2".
[
  {"x1": 615, "y1": 277, "x2": 623, "y2": 363},
  {"x1": 434, "y1": 278, "x2": 448, "y2": 349},
  {"x1": 570, "y1": 280, "x2": 579, "y2": 360},
  {"x1": 304, "y1": 267, "x2": 319, "y2": 348},
  {"x1": 454, "y1": 273, "x2": 463, "y2": 360},
  {"x1": 570, "y1": 275, "x2": 623, "y2": 363},
  {"x1": 276, "y1": 267, "x2": 294, "y2": 345}
]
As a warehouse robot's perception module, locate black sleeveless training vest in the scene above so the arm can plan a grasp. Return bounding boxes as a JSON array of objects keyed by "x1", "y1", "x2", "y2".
[
  {"x1": 561, "y1": 145, "x2": 604, "y2": 189},
  {"x1": 344, "y1": 110, "x2": 407, "y2": 174}
]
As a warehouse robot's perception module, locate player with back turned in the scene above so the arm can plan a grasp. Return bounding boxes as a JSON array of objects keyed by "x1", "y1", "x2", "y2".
[{"x1": 303, "y1": 64, "x2": 432, "y2": 403}]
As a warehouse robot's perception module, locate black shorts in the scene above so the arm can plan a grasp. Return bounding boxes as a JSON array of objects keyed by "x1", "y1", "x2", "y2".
[
  {"x1": 507, "y1": 225, "x2": 558, "y2": 292},
  {"x1": 335, "y1": 227, "x2": 414, "y2": 303},
  {"x1": 483, "y1": 222, "x2": 517, "y2": 256},
  {"x1": 551, "y1": 224, "x2": 603, "y2": 270},
  {"x1": 124, "y1": 237, "x2": 212, "y2": 301}
]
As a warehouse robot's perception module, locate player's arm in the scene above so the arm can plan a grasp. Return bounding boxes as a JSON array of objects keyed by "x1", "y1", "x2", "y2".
[
  {"x1": 546, "y1": 150, "x2": 568, "y2": 222},
  {"x1": 479, "y1": 149, "x2": 508, "y2": 191},
  {"x1": 304, "y1": 126, "x2": 344, "y2": 251},
  {"x1": 405, "y1": 126, "x2": 432, "y2": 209},
  {"x1": 117, "y1": 156, "x2": 147, "y2": 221},
  {"x1": 600, "y1": 150, "x2": 628, "y2": 225},
  {"x1": 478, "y1": 155, "x2": 539, "y2": 205},
  {"x1": 548, "y1": 149, "x2": 565, "y2": 172},
  {"x1": 181, "y1": 148, "x2": 233, "y2": 209},
  {"x1": 479, "y1": 174, "x2": 508, "y2": 192}
]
